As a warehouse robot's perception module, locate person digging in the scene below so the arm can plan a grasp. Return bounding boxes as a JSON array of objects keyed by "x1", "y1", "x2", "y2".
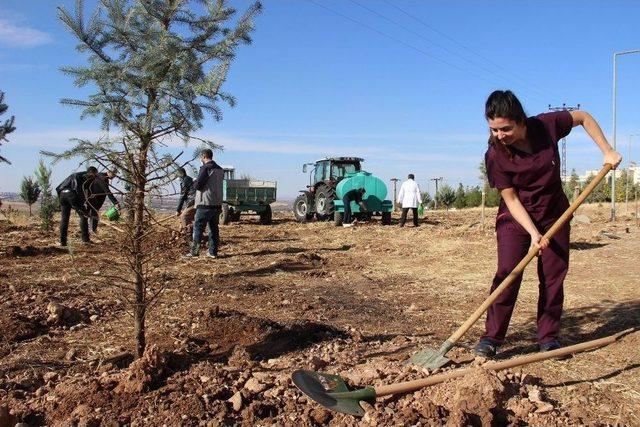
[
  {"x1": 56, "y1": 166, "x2": 99, "y2": 246},
  {"x1": 175, "y1": 167, "x2": 196, "y2": 239},
  {"x1": 342, "y1": 187, "x2": 367, "y2": 228},
  {"x1": 476, "y1": 90, "x2": 622, "y2": 358}
]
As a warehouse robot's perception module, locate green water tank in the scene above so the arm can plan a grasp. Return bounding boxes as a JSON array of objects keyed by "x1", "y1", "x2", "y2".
[{"x1": 336, "y1": 171, "x2": 389, "y2": 212}]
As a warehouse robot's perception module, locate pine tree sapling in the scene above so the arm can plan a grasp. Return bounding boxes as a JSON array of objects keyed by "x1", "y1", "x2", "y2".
[
  {"x1": 55, "y1": 0, "x2": 261, "y2": 358},
  {"x1": 453, "y1": 183, "x2": 466, "y2": 210},
  {"x1": 20, "y1": 176, "x2": 41, "y2": 216},
  {"x1": 0, "y1": 91, "x2": 16, "y2": 165},
  {"x1": 437, "y1": 184, "x2": 456, "y2": 211},
  {"x1": 35, "y1": 160, "x2": 57, "y2": 229}
]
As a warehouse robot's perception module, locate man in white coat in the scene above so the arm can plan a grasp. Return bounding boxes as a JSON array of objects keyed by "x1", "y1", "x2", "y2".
[{"x1": 397, "y1": 174, "x2": 422, "y2": 227}]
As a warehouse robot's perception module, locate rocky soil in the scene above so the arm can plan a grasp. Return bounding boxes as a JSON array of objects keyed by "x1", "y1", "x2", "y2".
[{"x1": 1, "y1": 203, "x2": 639, "y2": 426}]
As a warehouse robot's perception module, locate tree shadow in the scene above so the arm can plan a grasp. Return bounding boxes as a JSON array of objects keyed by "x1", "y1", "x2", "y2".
[
  {"x1": 497, "y1": 299, "x2": 640, "y2": 359},
  {"x1": 569, "y1": 241, "x2": 608, "y2": 250},
  {"x1": 543, "y1": 363, "x2": 640, "y2": 388},
  {"x1": 163, "y1": 311, "x2": 347, "y2": 379},
  {"x1": 217, "y1": 261, "x2": 316, "y2": 278},
  {"x1": 242, "y1": 244, "x2": 352, "y2": 257}
]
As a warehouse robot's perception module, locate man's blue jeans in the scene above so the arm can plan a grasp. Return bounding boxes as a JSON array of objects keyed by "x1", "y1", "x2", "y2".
[{"x1": 192, "y1": 206, "x2": 221, "y2": 255}]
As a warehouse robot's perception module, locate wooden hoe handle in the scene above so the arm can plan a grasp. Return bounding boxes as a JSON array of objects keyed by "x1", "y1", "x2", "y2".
[{"x1": 376, "y1": 327, "x2": 632, "y2": 397}]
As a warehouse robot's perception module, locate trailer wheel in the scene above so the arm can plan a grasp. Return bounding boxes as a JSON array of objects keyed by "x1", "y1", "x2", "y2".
[
  {"x1": 220, "y1": 203, "x2": 231, "y2": 225},
  {"x1": 381, "y1": 211, "x2": 391, "y2": 226},
  {"x1": 259, "y1": 205, "x2": 272, "y2": 225},
  {"x1": 334, "y1": 211, "x2": 343, "y2": 226}
]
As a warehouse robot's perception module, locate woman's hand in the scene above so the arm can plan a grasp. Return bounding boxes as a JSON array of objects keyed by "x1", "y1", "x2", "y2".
[
  {"x1": 530, "y1": 233, "x2": 550, "y2": 255},
  {"x1": 603, "y1": 150, "x2": 622, "y2": 169}
]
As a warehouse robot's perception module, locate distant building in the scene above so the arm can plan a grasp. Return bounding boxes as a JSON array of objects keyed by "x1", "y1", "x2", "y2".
[
  {"x1": 561, "y1": 169, "x2": 613, "y2": 185},
  {"x1": 561, "y1": 164, "x2": 637, "y2": 185}
]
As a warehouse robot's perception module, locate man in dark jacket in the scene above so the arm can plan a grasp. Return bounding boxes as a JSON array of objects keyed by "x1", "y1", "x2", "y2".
[
  {"x1": 56, "y1": 166, "x2": 98, "y2": 246},
  {"x1": 86, "y1": 170, "x2": 120, "y2": 233},
  {"x1": 176, "y1": 167, "x2": 196, "y2": 233},
  {"x1": 183, "y1": 149, "x2": 224, "y2": 259}
]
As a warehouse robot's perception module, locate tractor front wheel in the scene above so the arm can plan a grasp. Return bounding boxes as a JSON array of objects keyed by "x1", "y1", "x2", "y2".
[{"x1": 293, "y1": 194, "x2": 313, "y2": 222}]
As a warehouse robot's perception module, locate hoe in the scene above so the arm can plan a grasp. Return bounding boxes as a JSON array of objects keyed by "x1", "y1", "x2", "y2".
[
  {"x1": 408, "y1": 164, "x2": 613, "y2": 370},
  {"x1": 292, "y1": 328, "x2": 633, "y2": 417}
]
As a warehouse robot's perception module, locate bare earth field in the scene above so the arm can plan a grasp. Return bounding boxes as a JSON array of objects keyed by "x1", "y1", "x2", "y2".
[{"x1": 1, "y1": 204, "x2": 639, "y2": 426}]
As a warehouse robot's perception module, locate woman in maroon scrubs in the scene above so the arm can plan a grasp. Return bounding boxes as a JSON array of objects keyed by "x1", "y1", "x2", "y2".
[{"x1": 475, "y1": 90, "x2": 622, "y2": 357}]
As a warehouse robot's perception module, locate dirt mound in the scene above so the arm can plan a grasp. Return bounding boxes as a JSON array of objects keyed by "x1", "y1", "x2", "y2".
[{"x1": 116, "y1": 345, "x2": 166, "y2": 393}]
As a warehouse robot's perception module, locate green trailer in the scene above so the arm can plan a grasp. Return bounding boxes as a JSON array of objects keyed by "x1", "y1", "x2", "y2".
[{"x1": 219, "y1": 167, "x2": 277, "y2": 225}]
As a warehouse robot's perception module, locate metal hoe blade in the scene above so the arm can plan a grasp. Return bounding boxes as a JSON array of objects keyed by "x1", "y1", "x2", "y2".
[
  {"x1": 408, "y1": 340, "x2": 454, "y2": 369},
  {"x1": 291, "y1": 370, "x2": 376, "y2": 417}
]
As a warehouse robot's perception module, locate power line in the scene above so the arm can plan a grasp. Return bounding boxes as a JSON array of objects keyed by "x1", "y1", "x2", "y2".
[
  {"x1": 382, "y1": 0, "x2": 559, "y2": 100},
  {"x1": 306, "y1": 0, "x2": 522, "y2": 90},
  {"x1": 350, "y1": 0, "x2": 552, "y2": 101}
]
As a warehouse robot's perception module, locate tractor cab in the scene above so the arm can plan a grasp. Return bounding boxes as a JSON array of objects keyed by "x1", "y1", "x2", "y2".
[{"x1": 303, "y1": 157, "x2": 363, "y2": 189}]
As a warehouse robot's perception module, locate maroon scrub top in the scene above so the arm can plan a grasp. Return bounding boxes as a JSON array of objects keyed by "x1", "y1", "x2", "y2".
[{"x1": 485, "y1": 111, "x2": 573, "y2": 224}]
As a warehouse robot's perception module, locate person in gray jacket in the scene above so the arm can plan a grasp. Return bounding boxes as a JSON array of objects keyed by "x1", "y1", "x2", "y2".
[{"x1": 183, "y1": 148, "x2": 224, "y2": 259}]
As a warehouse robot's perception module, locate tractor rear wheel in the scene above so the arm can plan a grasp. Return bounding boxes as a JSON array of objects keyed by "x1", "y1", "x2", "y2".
[
  {"x1": 293, "y1": 194, "x2": 313, "y2": 222},
  {"x1": 259, "y1": 205, "x2": 272, "y2": 225},
  {"x1": 315, "y1": 186, "x2": 335, "y2": 220}
]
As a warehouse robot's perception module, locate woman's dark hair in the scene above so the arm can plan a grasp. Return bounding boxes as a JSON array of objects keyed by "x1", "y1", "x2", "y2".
[
  {"x1": 485, "y1": 90, "x2": 527, "y2": 159},
  {"x1": 177, "y1": 167, "x2": 186, "y2": 176},
  {"x1": 408, "y1": 173, "x2": 415, "y2": 180},
  {"x1": 485, "y1": 90, "x2": 527, "y2": 124}
]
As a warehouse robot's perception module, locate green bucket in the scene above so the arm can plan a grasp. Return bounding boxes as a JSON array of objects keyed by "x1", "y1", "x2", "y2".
[{"x1": 104, "y1": 206, "x2": 120, "y2": 221}]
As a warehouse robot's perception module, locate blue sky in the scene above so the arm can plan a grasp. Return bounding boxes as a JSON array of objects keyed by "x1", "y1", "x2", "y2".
[{"x1": 1, "y1": 0, "x2": 639, "y2": 198}]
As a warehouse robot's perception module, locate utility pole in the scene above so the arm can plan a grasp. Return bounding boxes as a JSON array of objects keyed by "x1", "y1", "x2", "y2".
[
  {"x1": 430, "y1": 177, "x2": 443, "y2": 210},
  {"x1": 548, "y1": 103, "x2": 580, "y2": 181},
  {"x1": 390, "y1": 178, "x2": 399, "y2": 212},
  {"x1": 612, "y1": 49, "x2": 640, "y2": 221}
]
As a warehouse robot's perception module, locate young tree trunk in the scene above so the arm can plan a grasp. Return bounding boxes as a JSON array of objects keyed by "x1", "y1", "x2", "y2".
[
  {"x1": 132, "y1": 142, "x2": 150, "y2": 358},
  {"x1": 28, "y1": 204, "x2": 32, "y2": 216}
]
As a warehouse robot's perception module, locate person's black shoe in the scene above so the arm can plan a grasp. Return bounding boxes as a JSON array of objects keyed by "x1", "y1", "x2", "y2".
[
  {"x1": 539, "y1": 340, "x2": 561, "y2": 352},
  {"x1": 539, "y1": 340, "x2": 570, "y2": 359},
  {"x1": 474, "y1": 338, "x2": 499, "y2": 358}
]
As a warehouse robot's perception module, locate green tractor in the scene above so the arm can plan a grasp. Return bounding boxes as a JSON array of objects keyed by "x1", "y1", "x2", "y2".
[
  {"x1": 293, "y1": 157, "x2": 393, "y2": 225},
  {"x1": 293, "y1": 157, "x2": 363, "y2": 222}
]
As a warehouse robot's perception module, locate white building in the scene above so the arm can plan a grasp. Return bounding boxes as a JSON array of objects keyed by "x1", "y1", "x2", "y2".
[{"x1": 562, "y1": 164, "x2": 637, "y2": 185}]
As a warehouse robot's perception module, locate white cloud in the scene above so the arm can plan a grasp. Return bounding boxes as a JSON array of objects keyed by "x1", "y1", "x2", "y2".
[{"x1": 0, "y1": 19, "x2": 52, "y2": 48}]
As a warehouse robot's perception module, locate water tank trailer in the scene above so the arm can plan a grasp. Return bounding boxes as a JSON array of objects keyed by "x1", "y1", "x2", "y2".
[{"x1": 333, "y1": 171, "x2": 393, "y2": 226}]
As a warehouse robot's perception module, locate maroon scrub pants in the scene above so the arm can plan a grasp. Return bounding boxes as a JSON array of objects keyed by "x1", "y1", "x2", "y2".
[{"x1": 482, "y1": 215, "x2": 570, "y2": 345}]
